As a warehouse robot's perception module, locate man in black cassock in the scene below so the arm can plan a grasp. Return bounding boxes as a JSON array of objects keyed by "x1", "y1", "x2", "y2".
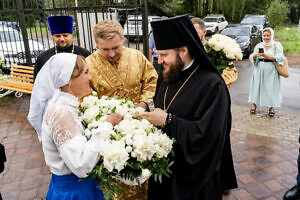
[
  {"x1": 137, "y1": 15, "x2": 237, "y2": 200},
  {"x1": 34, "y1": 15, "x2": 90, "y2": 79}
]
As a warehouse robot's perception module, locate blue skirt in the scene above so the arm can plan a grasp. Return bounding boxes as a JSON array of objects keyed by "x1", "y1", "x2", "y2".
[{"x1": 46, "y1": 173, "x2": 104, "y2": 200}]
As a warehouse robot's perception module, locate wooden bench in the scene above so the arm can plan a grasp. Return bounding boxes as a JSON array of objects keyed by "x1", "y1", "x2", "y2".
[{"x1": 0, "y1": 65, "x2": 34, "y2": 98}]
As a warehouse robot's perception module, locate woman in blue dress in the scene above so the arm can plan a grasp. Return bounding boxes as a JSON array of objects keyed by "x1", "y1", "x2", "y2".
[
  {"x1": 28, "y1": 53, "x2": 122, "y2": 199},
  {"x1": 248, "y1": 28, "x2": 285, "y2": 117}
]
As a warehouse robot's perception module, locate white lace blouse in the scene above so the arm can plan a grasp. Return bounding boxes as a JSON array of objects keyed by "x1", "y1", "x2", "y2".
[{"x1": 41, "y1": 91, "x2": 112, "y2": 178}]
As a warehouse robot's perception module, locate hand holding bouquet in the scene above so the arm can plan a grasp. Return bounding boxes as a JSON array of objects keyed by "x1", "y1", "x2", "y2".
[{"x1": 79, "y1": 92, "x2": 174, "y2": 200}]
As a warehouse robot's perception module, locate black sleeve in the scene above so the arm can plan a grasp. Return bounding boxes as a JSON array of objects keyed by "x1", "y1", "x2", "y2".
[
  {"x1": 0, "y1": 143, "x2": 6, "y2": 173},
  {"x1": 84, "y1": 49, "x2": 91, "y2": 57},
  {"x1": 34, "y1": 56, "x2": 42, "y2": 80}
]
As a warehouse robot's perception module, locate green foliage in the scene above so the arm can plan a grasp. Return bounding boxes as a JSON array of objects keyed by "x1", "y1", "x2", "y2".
[
  {"x1": 0, "y1": 59, "x2": 4, "y2": 74},
  {"x1": 287, "y1": 0, "x2": 300, "y2": 24},
  {"x1": 205, "y1": 45, "x2": 235, "y2": 74},
  {"x1": 86, "y1": 161, "x2": 125, "y2": 200},
  {"x1": 274, "y1": 26, "x2": 300, "y2": 53},
  {"x1": 267, "y1": 0, "x2": 290, "y2": 28},
  {"x1": 86, "y1": 155, "x2": 174, "y2": 200},
  {"x1": 149, "y1": 0, "x2": 299, "y2": 25},
  {"x1": 0, "y1": 0, "x2": 45, "y2": 28}
]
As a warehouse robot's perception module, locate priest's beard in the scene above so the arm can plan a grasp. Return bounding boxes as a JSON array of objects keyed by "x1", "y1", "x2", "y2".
[
  {"x1": 57, "y1": 43, "x2": 72, "y2": 50},
  {"x1": 163, "y1": 52, "x2": 185, "y2": 83}
]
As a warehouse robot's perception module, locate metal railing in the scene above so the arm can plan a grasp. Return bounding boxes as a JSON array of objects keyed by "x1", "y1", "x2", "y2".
[{"x1": 0, "y1": 0, "x2": 149, "y2": 73}]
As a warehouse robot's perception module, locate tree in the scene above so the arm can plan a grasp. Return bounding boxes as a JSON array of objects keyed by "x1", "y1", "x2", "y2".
[
  {"x1": 287, "y1": 0, "x2": 300, "y2": 24},
  {"x1": 267, "y1": 0, "x2": 290, "y2": 28}
]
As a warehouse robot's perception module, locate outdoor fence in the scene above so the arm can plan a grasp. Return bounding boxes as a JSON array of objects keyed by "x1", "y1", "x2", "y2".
[{"x1": 0, "y1": 0, "x2": 150, "y2": 73}]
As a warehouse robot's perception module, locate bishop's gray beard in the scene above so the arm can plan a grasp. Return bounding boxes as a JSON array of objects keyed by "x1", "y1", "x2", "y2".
[{"x1": 163, "y1": 52, "x2": 185, "y2": 83}]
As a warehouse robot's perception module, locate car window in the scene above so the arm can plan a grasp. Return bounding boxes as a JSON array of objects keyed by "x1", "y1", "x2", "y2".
[
  {"x1": 241, "y1": 16, "x2": 264, "y2": 25},
  {"x1": 150, "y1": 18, "x2": 160, "y2": 22},
  {"x1": 204, "y1": 17, "x2": 218, "y2": 22},
  {"x1": 251, "y1": 26, "x2": 257, "y2": 33},
  {"x1": 128, "y1": 20, "x2": 142, "y2": 26},
  {"x1": 0, "y1": 30, "x2": 23, "y2": 42},
  {"x1": 221, "y1": 26, "x2": 250, "y2": 36}
]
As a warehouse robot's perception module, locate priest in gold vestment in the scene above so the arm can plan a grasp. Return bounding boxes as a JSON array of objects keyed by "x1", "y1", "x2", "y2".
[{"x1": 86, "y1": 20, "x2": 158, "y2": 200}]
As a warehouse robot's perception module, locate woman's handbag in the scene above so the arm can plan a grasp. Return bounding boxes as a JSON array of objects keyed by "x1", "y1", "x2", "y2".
[{"x1": 274, "y1": 43, "x2": 289, "y2": 78}]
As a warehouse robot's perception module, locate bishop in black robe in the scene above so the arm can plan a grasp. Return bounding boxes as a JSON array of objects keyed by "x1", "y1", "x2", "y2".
[{"x1": 138, "y1": 15, "x2": 238, "y2": 200}]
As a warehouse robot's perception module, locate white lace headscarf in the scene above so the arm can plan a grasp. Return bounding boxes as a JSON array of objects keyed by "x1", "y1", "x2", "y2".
[
  {"x1": 262, "y1": 27, "x2": 274, "y2": 47},
  {"x1": 28, "y1": 53, "x2": 77, "y2": 141}
]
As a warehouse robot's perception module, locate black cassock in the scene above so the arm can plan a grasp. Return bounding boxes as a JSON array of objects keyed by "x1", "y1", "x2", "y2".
[
  {"x1": 34, "y1": 44, "x2": 91, "y2": 79},
  {"x1": 148, "y1": 60, "x2": 238, "y2": 200}
]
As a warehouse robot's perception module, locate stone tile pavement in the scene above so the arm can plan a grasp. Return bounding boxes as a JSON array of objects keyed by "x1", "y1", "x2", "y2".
[{"x1": 0, "y1": 95, "x2": 299, "y2": 200}]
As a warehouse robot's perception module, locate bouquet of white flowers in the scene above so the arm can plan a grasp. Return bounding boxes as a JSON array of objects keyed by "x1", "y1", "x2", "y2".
[
  {"x1": 80, "y1": 92, "x2": 174, "y2": 200},
  {"x1": 205, "y1": 34, "x2": 243, "y2": 74}
]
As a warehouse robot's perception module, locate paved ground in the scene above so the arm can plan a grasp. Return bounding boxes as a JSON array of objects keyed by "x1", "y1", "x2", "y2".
[
  {"x1": 1, "y1": 54, "x2": 300, "y2": 200},
  {"x1": 0, "y1": 95, "x2": 299, "y2": 200},
  {"x1": 230, "y1": 59, "x2": 300, "y2": 113}
]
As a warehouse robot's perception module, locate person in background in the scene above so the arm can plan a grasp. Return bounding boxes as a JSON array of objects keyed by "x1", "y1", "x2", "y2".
[
  {"x1": 34, "y1": 15, "x2": 90, "y2": 79},
  {"x1": 86, "y1": 20, "x2": 158, "y2": 200},
  {"x1": 28, "y1": 53, "x2": 122, "y2": 199},
  {"x1": 149, "y1": 16, "x2": 168, "y2": 77},
  {"x1": 283, "y1": 129, "x2": 300, "y2": 200},
  {"x1": 191, "y1": 17, "x2": 207, "y2": 45},
  {"x1": 149, "y1": 30, "x2": 163, "y2": 77},
  {"x1": 248, "y1": 28, "x2": 284, "y2": 117},
  {"x1": 137, "y1": 14, "x2": 237, "y2": 200},
  {"x1": 0, "y1": 143, "x2": 6, "y2": 200}
]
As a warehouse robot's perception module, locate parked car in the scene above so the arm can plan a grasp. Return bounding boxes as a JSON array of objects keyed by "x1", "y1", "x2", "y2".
[
  {"x1": 203, "y1": 14, "x2": 228, "y2": 34},
  {"x1": 220, "y1": 24, "x2": 261, "y2": 57},
  {"x1": 0, "y1": 27, "x2": 44, "y2": 68},
  {"x1": 123, "y1": 15, "x2": 161, "y2": 41},
  {"x1": 0, "y1": 21, "x2": 19, "y2": 30},
  {"x1": 240, "y1": 14, "x2": 270, "y2": 33}
]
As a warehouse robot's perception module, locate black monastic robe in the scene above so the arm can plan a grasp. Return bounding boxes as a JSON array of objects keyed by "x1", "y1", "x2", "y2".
[
  {"x1": 148, "y1": 60, "x2": 238, "y2": 200},
  {"x1": 34, "y1": 45, "x2": 91, "y2": 79}
]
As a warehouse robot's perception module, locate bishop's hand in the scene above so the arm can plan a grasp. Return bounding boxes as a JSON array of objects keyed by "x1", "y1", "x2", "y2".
[{"x1": 136, "y1": 108, "x2": 168, "y2": 127}]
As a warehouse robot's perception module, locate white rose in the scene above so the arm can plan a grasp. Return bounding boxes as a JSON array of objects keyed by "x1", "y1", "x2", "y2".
[
  {"x1": 141, "y1": 169, "x2": 151, "y2": 179},
  {"x1": 102, "y1": 141, "x2": 129, "y2": 172},
  {"x1": 83, "y1": 107, "x2": 99, "y2": 123},
  {"x1": 125, "y1": 145, "x2": 132, "y2": 153},
  {"x1": 85, "y1": 129, "x2": 92, "y2": 138},
  {"x1": 126, "y1": 138, "x2": 133, "y2": 146},
  {"x1": 131, "y1": 151, "x2": 137, "y2": 158}
]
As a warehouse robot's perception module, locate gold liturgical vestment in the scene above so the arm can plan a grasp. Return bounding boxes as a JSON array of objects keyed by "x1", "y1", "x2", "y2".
[
  {"x1": 86, "y1": 47, "x2": 158, "y2": 104},
  {"x1": 86, "y1": 47, "x2": 158, "y2": 200}
]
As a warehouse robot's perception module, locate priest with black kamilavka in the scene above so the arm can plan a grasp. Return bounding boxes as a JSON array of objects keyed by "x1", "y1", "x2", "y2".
[
  {"x1": 136, "y1": 15, "x2": 238, "y2": 200},
  {"x1": 34, "y1": 15, "x2": 91, "y2": 79}
]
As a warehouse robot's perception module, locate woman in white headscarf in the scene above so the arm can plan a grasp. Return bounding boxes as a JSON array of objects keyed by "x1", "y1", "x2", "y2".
[
  {"x1": 28, "y1": 53, "x2": 122, "y2": 200},
  {"x1": 248, "y1": 28, "x2": 284, "y2": 117}
]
